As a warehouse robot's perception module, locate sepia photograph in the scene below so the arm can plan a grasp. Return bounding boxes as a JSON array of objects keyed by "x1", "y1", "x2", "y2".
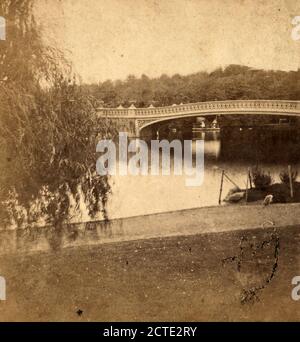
[{"x1": 1, "y1": 0, "x2": 300, "y2": 330}]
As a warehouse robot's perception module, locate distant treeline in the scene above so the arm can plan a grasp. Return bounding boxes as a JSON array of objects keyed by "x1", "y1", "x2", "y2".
[{"x1": 82, "y1": 65, "x2": 300, "y2": 108}]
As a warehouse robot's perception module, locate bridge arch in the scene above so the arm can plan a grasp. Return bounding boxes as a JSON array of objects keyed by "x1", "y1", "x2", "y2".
[
  {"x1": 138, "y1": 110, "x2": 300, "y2": 135},
  {"x1": 97, "y1": 100, "x2": 300, "y2": 137}
]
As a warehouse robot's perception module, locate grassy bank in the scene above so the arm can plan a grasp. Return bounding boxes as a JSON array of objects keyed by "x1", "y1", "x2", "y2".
[
  {"x1": 224, "y1": 182, "x2": 300, "y2": 205},
  {"x1": 246, "y1": 182, "x2": 300, "y2": 203},
  {"x1": 0, "y1": 225, "x2": 300, "y2": 321}
]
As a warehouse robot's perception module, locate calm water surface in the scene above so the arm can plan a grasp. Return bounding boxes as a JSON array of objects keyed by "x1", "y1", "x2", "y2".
[{"x1": 106, "y1": 127, "x2": 300, "y2": 219}]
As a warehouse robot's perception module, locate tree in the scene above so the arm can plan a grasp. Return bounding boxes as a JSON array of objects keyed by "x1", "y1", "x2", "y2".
[
  {"x1": 85, "y1": 64, "x2": 300, "y2": 107},
  {"x1": 0, "y1": 0, "x2": 112, "y2": 230}
]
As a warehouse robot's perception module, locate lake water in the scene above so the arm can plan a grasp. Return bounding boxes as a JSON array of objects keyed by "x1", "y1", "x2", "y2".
[{"x1": 106, "y1": 126, "x2": 300, "y2": 219}]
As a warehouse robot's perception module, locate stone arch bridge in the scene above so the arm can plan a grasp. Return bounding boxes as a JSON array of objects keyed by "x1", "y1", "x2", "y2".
[{"x1": 97, "y1": 100, "x2": 300, "y2": 137}]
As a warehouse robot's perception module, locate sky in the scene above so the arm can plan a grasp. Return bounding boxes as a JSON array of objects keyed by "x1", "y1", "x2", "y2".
[{"x1": 36, "y1": 0, "x2": 300, "y2": 83}]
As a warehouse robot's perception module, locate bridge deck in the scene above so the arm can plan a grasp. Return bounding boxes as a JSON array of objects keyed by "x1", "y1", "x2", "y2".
[{"x1": 97, "y1": 100, "x2": 300, "y2": 118}]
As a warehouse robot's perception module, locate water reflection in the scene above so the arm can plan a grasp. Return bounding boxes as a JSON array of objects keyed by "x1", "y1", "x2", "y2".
[
  {"x1": 194, "y1": 132, "x2": 221, "y2": 160},
  {"x1": 219, "y1": 127, "x2": 300, "y2": 163},
  {"x1": 107, "y1": 127, "x2": 300, "y2": 219}
]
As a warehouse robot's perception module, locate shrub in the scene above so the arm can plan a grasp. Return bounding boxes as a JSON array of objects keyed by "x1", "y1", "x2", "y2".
[
  {"x1": 251, "y1": 167, "x2": 272, "y2": 190},
  {"x1": 279, "y1": 169, "x2": 298, "y2": 185}
]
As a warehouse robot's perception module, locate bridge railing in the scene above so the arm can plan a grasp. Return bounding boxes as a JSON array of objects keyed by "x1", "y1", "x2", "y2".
[{"x1": 97, "y1": 100, "x2": 300, "y2": 117}]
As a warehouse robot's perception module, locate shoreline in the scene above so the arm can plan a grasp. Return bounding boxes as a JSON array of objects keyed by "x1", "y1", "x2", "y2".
[{"x1": 1, "y1": 202, "x2": 300, "y2": 255}]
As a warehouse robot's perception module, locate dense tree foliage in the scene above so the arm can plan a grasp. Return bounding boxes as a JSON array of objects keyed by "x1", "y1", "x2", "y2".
[
  {"x1": 83, "y1": 65, "x2": 300, "y2": 108},
  {"x1": 0, "y1": 1, "x2": 112, "y2": 229}
]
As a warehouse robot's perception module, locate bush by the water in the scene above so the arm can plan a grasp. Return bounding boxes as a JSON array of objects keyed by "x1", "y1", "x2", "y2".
[
  {"x1": 279, "y1": 169, "x2": 298, "y2": 185},
  {"x1": 251, "y1": 167, "x2": 273, "y2": 190}
]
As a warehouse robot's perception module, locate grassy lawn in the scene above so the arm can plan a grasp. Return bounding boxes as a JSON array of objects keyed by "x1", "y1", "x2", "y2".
[{"x1": 0, "y1": 225, "x2": 300, "y2": 321}]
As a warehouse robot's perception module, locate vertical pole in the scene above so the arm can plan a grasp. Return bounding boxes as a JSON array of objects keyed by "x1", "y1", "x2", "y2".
[
  {"x1": 245, "y1": 169, "x2": 249, "y2": 204},
  {"x1": 248, "y1": 168, "x2": 253, "y2": 189},
  {"x1": 288, "y1": 165, "x2": 294, "y2": 198},
  {"x1": 218, "y1": 170, "x2": 225, "y2": 205}
]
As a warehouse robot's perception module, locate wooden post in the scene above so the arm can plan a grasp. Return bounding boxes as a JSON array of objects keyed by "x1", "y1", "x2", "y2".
[
  {"x1": 245, "y1": 169, "x2": 249, "y2": 204},
  {"x1": 248, "y1": 168, "x2": 253, "y2": 189},
  {"x1": 218, "y1": 170, "x2": 225, "y2": 205},
  {"x1": 288, "y1": 165, "x2": 294, "y2": 198}
]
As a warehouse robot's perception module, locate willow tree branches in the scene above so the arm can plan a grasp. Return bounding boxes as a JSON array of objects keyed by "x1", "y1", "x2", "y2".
[{"x1": 0, "y1": 0, "x2": 113, "y2": 228}]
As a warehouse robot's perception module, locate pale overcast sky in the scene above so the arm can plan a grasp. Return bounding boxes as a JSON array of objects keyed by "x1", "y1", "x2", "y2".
[{"x1": 37, "y1": 0, "x2": 300, "y2": 82}]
